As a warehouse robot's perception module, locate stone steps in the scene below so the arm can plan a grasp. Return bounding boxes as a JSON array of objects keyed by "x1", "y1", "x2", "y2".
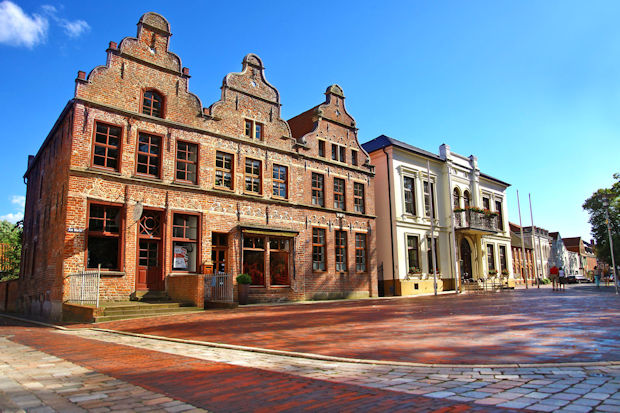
[{"x1": 94, "y1": 301, "x2": 201, "y2": 323}]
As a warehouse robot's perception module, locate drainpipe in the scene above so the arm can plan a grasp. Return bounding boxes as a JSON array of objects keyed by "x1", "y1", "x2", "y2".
[
  {"x1": 446, "y1": 163, "x2": 460, "y2": 293},
  {"x1": 383, "y1": 147, "x2": 396, "y2": 295}
]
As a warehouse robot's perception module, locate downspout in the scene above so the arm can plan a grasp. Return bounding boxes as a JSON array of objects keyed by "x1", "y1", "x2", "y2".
[{"x1": 383, "y1": 148, "x2": 396, "y2": 294}]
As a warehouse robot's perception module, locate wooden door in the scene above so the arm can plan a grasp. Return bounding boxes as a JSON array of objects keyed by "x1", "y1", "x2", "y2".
[{"x1": 136, "y1": 210, "x2": 164, "y2": 291}]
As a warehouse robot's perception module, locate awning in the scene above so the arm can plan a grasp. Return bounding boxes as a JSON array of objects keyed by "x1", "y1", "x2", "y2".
[{"x1": 239, "y1": 224, "x2": 299, "y2": 238}]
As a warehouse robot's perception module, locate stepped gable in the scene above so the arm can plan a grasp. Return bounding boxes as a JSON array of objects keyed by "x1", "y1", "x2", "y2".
[{"x1": 75, "y1": 12, "x2": 207, "y2": 127}]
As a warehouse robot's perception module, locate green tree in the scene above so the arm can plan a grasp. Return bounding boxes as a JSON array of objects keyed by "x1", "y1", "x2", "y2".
[
  {"x1": 583, "y1": 173, "x2": 620, "y2": 268},
  {"x1": 0, "y1": 220, "x2": 22, "y2": 281}
]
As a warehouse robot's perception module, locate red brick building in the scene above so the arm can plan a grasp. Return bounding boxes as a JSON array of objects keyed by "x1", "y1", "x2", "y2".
[
  {"x1": 509, "y1": 222, "x2": 535, "y2": 285},
  {"x1": 18, "y1": 12, "x2": 376, "y2": 320}
]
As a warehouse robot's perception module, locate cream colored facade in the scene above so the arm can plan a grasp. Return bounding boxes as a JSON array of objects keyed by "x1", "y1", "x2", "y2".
[{"x1": 363, "y1": 135, "x2": 514, "y2": 295}]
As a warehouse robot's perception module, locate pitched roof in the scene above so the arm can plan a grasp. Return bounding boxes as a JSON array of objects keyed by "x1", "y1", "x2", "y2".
[{"x1": 361, "y1": 135, "x2": 442, "y2": 161}]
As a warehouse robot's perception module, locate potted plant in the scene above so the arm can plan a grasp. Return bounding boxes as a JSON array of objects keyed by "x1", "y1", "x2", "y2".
[
  {"x1": 501, "y1": 269, "x2": 509, "y2": 276},
  {"x1": 236, "y1": 273, "x2": 251, "y2": 305}
]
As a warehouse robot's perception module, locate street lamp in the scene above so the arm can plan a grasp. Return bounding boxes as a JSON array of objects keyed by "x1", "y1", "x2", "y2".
[{"x1": 601, "y1": 196, "x2": 618, "y2": 295}]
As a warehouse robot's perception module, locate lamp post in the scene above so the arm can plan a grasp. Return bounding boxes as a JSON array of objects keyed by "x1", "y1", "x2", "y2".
[{"x1": 601, "y1": 196, "x2": 618, "y2": 295}]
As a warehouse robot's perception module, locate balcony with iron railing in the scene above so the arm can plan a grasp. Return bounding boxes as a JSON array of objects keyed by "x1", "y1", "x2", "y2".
[{"x1": 454, "y1": 208, "x2": 499, "y2": 234}]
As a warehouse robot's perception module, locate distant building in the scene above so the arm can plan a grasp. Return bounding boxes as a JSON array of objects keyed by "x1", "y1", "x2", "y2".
[
  {"x1": 509, "y1": 222, "x2": 534, "y2": 284},
  {"x1": 521, "y1": 226, "x2": 551, "y2": 278},
  {"x1": 549, "y1": 232, "x2": 570, "y2": 272},
  {"x1": 564, "y1": 237, "x2": 597, "y2": 276}
]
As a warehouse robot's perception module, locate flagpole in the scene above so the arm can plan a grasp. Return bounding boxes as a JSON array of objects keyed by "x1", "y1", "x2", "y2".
[
  {"x1": 517, "y1": 190, "x2": 528, "y2": 288},
  {"x1": 427, "y1": 160, "x2": 437, "y2": 296},
  {"x1": 529, "y1": 193, "x2": 540, "y2": 288}
]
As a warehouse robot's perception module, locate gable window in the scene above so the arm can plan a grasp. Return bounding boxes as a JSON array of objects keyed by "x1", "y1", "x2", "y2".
[
  {"x1": 93, "y1": 122, "x2": 121, "y2": 171},
  {"x1": 355, "y1": 233, "x2": 367, "y2": 272},
  {"x1": 244, "y1": 158, "x2": 262, "y2": 194},
  {"x1": 318, "y1": 140, "x2": 325, "y2": 158},
  {"x1": 142, "y1": 90, "x2": 163, "y2": 118},
  {"x1": 407, "y1": 235, "x2": 420, "y2": 273},
  {"x1": 351, "y1": 150, "x2": 358, "y2": 166},
  {"x1": 87, "y1": 203, "x2": 121, "y2": 270},
  {"x1": 272, "y1": 164, "x2": 287, "y2": 198},
  {"x1": 487, "y1": 244, "x2": 495, "y2": 271},
  {"x1": 312, "y1": 228, "x2": 326, "y2": 271},
  {"x1": 354, "y1": 182, "x2": 365, "y2": 213},
  {"x1": 331, "y1": 143, "x2": 346, "y2": 162},
  {"x1": 423, "y1": 181, "x2": 436, "y2": 218},
  {"x1": 495, "y1": 200, "x2": 504, "y2": 230},
  {"x1": 172, "y1": 214, "x2": 199, "y2": 272},
  {"x1": 212, "y1": 233, "x2": 227, "y2": 273},
  {"x1": 404, "y1": 176, "x2": 415, "y2": 215},
  {"x1": 333, "y1": 178, "x2": 345, "y2": 210},
  {"x1": 335, "y1": 230, "x2": 347, "y2": 272},
  {"x1": 426, "y1": 237, "x2": 439, "y2": 273},
  {"x1": 331, "y1": 144, "x2": 338, "y2": 161},
  {"x1": 215, "y1": 151, "x2": 233, "y2": 189},
  {"x1": 311, "y1": 173, "x2": 324, "y2": 207},
  {"x1": 176, "y1": 141, "x2": 198, "y2": 184},
  {"x1": 244, "y1": 119, "x2": 263, "y2": 140},
  {"x1": 136, "y1": 132, "x2": 161, "y2": 178}
]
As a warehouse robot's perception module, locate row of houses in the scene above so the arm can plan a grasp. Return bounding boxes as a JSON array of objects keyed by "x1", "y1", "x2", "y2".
[{"x1": 9, "y1": 13, "x2": 593, "y2": 321}]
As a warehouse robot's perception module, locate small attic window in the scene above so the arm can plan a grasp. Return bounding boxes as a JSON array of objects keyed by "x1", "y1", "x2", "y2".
[{"x1": 142, "y1": 90, "x2": 164, "y2": 118}]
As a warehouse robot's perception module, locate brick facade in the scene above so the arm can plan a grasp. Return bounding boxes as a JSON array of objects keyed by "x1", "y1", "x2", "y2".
[{"x1": 18, "y1": 12, "x2": 377, "y2": 321}]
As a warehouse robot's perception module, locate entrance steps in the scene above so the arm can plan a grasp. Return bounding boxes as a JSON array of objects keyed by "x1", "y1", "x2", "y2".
[{"x1": 94, "y1": 301, "x2": 201, "y2": 323}]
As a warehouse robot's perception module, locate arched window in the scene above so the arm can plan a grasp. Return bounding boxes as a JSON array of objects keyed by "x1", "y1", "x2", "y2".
[
  {"x1": 453, "y1": 187, "x2": 460, "y2": 210},
  {"x1": 142, "y1": 90, "x2": 164, "y2": 118},
  {"x1": 463, "y1": 190, "x2": 471, "y2": 209}
]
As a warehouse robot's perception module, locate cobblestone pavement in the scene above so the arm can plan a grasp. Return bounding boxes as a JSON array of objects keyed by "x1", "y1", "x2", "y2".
[{"x1": 90, "y1": 284, "x2": 620, "y2": 365}]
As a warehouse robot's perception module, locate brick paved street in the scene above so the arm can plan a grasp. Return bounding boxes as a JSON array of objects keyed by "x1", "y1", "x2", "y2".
[{"x1": 92, "y1": 284, "x2": 620, "y2": 365}]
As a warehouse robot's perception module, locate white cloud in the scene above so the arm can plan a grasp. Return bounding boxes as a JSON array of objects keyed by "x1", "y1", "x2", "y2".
[
  {"x1": 0, "y1": 212, "x2": 23, "y2": 223},
  {"x1": 60, "y1": 19, "x2": 89, "y2": 37},
  {"x1": 0, "y1": 1, "x2": 48, "y2": 48},
  {"x1": 10, "y1": 195, "x2": 25, "y2": 208}
]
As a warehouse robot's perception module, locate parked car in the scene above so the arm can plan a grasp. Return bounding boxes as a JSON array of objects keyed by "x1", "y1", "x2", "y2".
[{"x1": 573, "y1": 274, "x2": 591, "y2": 283}]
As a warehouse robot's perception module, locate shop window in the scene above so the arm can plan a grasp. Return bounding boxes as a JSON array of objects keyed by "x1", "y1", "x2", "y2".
[
  {"x1": 176, "y1": 141, "x2": 198, "y2": 184},
  {"x1": 333, "y1": 178, "x2": 345, "y2": 210},
  {"x1": 215, "y1": 151, "x2": 233, "y2": 189},
  {"x1": 311, "y1": 173, "x2": 324, "y2": 207},
  {"x1": 335, "y1": 230, "x2": 347, "y2": 272},
  {"x1": 212, "y1": 233, "x2": 227, "y2": 273},
  {"x1": 354, "y1": 182, "x2": 365, "y2": 213},
  {"x1": 243, "y1": 236, "x2": 265, "y2": 285},
  {"x1": 136, "y1": 132, "x2": 161, "y2": 178},
  {"x1": 245, "y1": 158, "x2": 262, "y2": 194},
  {"x1": 270, "y1": 238, "x2": 290, "y2": 286},
  {"x1": 312, "y1": 228, "x2": 326, "y2": 271},
  {"x1": 407, "y1": 235, "x2": 419, "y2": 273},
  {"x1": 426, "y1": 237, "x2": 440, "y2": 273},
  {"x1": 172, "y1": 214, "x2": 198, "y2": 272},
  {"x1": 404, "y1": 176, "x2": 415, "y2": 215},
  {"x1": 87, "y1": 204, "x2": 121, "y2": 270},
  {"x1": 355, "y1": 233, "x2": 367, "y2": 272},
  {"x1": 142, "y1": 90, "x2": 163, "y2": 118},
  {"x1": 272, "y1": 164, "x2": 287, "y2": 198},
  {"x1": 93, "y1": 122, "x2": 121, "y2": 171}
]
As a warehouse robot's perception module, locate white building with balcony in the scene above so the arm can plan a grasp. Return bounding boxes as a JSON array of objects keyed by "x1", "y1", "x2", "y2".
[{"x1": 363, "y1": 135, "x2": 514, "y2": 296}]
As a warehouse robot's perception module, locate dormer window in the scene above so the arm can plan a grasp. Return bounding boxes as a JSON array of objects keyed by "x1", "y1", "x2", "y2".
[
  {"x1": 142, "y1": 90, "x2": 163, "y2": 118},
  {"x1": 244, "y1": 119, "x2": 263, "y2": 140}
]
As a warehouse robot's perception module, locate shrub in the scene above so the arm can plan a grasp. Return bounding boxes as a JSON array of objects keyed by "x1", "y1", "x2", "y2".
[{"x1": 236, "y1": 273, "x2": 252, "y2": 285}]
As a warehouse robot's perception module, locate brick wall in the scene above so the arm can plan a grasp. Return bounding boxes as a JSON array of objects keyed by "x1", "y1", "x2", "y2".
[{"x1": 0, "y1": 280, "x2": 19, "y2": 312}]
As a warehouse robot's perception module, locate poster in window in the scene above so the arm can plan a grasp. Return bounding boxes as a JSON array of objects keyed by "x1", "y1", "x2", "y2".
[{"x1": 174, "y1": 245, "x2": 188, "y2": 269}]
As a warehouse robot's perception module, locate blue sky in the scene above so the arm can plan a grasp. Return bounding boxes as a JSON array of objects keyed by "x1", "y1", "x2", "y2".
[{"x1": 1, "y1": 0, "x2": 618, "y2": 240}]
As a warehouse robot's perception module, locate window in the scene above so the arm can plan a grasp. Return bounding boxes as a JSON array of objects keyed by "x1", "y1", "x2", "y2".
[
  {"x1": 355, "y1": 233, "x2": 367, "y2": 272},
  {"x1": 142, "y1": 90, "x2": 163, "y2": 118},
  {"x1": 318, "y1": 140, "x2": 325, "y2": 157},
  {"x1": 270, "y1": 238, "x2": 290, "y2": 286},
  {"x1": 212, "y1": 233, "x2": 227, "y2": 273},
  {"x1": 244, "y1": 119, "x2": 263, "y2": 140},
  {"x1": 483, "y1": 196, "x2": 490, "y2": 210},
  {"x1": 272, "y1": 164, "x2": 287, "y2": 198},
  {"x1": 312, "y1": 228, "x2": 326, "y2": 271},
  {"x1": 215, "y1": 151, "x2": 233, "y2": 189},
  {"x1": 354, "y1": 182, "x2": 365, "y2": 213},
  {"x1": 404, "y1": 176, "x2": 415, "y2": 215},
  {"x1": 351, "y1": 150, "x2": 358, "y2": 166},
  {"x1": 423, "y1": 181, "x2": 436, "y2": 218},
  {"x1": 93, "y1": 122, "x2": 121, "y2": 171},
  {"x1": 331, "y1": 144, "x2": 338, "y2": 161},
  {"x1": 335, "y1": 230, "x2": 347, "y2": 272},
  {"x1": 499, "y1": 245, "x2": 507, "y2": 271},
  {"x1": 333, "y1": 178, "x2": 345, "y2": 210},
  {"x1": 464, "y1": 190, "x2": 471, "y2": 208},
  {"x1": 453, "y1": 188, "x2": 460, "y2": 210},
  {"x1": 407, "y1": 235, "x2": 419, "y2": 273},
  {"x1": 426, "y1": 237, "x2": 439, "y2": 273},
  {"x1": 243, "y1": 236, "x2": 265, "y2": 285},
  {"x1": 136, "y1": 132, "x2": 161, "y2": 178},
  {"x1": 245, "y1": 158, "x2": 262, "y2": 194},
  {"x1": 87, "y1": 204, "x2": 121, "y2": 270},
  {"x1": 487, "y1": 244, "x2": 495, "y2": 271},
  {"x1": 172, "y1": 214, "x2": 198, "y2": 272},
  {"x1": 176, "y1": 141, "x2": 198, "y2": 184},
  {"x1": 339, "y1": 146, "x2": 346, "y2": 163},
  {"x1": 495, "y1": 200, "x2": 503, "y2": 230},
  {"x1": 311, "y1": 173, "x2": 324, "y2": 207},
  {"x1": 331, "y1": 144, "x2": 346, "y2": 162}
]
